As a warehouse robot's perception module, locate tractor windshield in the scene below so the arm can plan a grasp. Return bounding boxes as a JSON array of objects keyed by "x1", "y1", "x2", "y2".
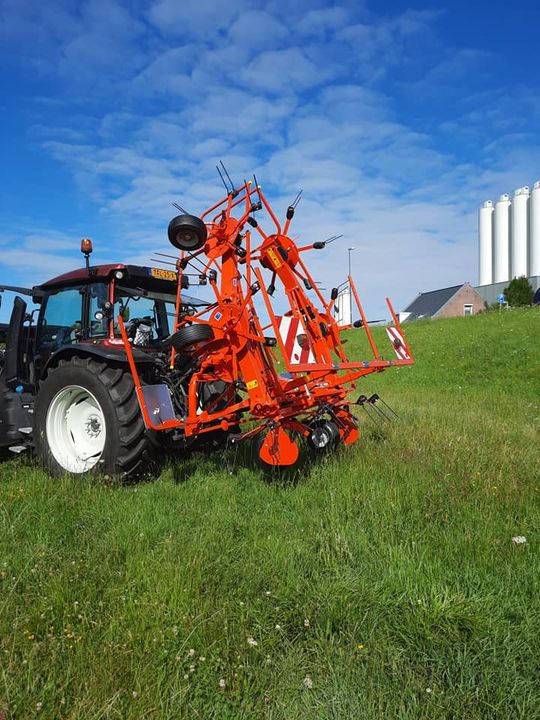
[{"x1": 113, "y1": 285, "x2": 176, "y2": 342}]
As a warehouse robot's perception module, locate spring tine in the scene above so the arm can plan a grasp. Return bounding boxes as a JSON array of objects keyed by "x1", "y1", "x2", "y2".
[
  {"x1": 365, "y1": 396, "x2": 391, "y2": 422},
  {"x1": 325, "y1": 234, "x2": 343, "y2": 245},
  {"x1": 370, "y1": 402, "x2": 392, "y2": 422},
  {"x1": 368, "y1": 407, "x2": 383, "y2": 426},
  {"x1": 217, "y1": 165, "x2": 229, "y2": 193},
  {"x1": 150, "y1": 258, "x2": 176, "y2": 267},
  {"x1": 253, "y1": 174, "x2": 263, "y2": 204},
  {"x1": 361, "y1": 405, "x2": 379, "y2": 426},
  {"x1": 221, "y1": 160, "x2": 235, "y2": 192},
  {"x1": 291, "y1": 189, "x2": 303, "y2": 208},
  {"x1": 379, "y1": 397, "x2": 398, "y2": 419}
]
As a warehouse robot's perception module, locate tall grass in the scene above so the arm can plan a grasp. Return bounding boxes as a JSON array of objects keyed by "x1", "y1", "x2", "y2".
[{"x1": 0, "y1": 308, "x2": 539, "y2": 719}]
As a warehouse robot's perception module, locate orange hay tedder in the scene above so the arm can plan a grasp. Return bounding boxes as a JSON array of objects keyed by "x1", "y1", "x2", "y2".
[{"x1": 119, "y1": 175, "x2": 415, "y2": 468}]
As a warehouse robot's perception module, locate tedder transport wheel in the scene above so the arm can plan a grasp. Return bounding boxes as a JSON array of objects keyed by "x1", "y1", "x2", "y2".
[
  {"x1": 165, "y1": 323, "x2": 214, "y2": 352},
  {"x1": 306, "y1": 419, "x2": 340, "y2": 452},
  {"x1": 34, "y1": 357, "x2": 152, "y2": 479}
]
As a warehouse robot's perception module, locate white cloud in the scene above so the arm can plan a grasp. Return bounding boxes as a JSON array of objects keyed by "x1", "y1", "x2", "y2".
[
  {"x1": 3, "y1": 0, "x2": 540, "y2": 318},
  {"x1": 0, "y1": 229, "x2": 89, "y2": 292},
  {"x1": 296, "y1": 7, "x2": 351, "y2": 37},
  {"x1": 148, "y1": 0, "x2": 249, "y2": 38},
  {"x1": 57, "y1": 0, "x2": 146, "y2": 83},
  {"x1": 227, "y1": 9, "x2": 289, "y2": 49},
  {"x1": 131, "y1": 46, "x2": 198, "y2": 97},
  {"x1": 239, "y1": 47, "x2": 333, "y2": 94}
]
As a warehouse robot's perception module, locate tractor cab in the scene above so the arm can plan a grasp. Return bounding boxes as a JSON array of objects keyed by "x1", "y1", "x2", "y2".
[
  {"x1": 1, "y1": 242, "x2": 206, "y2": 394},
  {"x1": 0, "y1": 240, "x2": 207, "y2": 457}
]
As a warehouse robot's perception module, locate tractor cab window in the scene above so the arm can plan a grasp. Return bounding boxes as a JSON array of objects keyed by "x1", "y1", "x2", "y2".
[
  {"x1": 113, "y1": 285, "x2": 175, "y2": 345},
  {"x1": 39, "y1": 287, "x2": 84, "y2": 349}
]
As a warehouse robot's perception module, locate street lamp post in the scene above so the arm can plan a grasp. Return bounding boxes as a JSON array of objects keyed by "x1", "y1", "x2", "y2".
[{"x1": 347, "y1": 247, "x2": 355, "y2": 324}]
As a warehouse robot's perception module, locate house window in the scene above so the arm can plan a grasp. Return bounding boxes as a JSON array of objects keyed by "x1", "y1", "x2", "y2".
[{"x1": 464, "y1": 304, "x2": 473, "y2": 316}]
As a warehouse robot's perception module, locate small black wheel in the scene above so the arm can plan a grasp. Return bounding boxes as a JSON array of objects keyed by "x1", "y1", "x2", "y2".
[
  {"x1": 34, "y1": 356, "x2": 153, "y2": 479},
  {"x1": 168, "y1": 215, "x2": 207, "y2": 251},
  {"x1": 164, "y1": 324, "x2": 214, "y2": 352},
  {"x1": 306, "y1": 419, "x2": 340, "y2": 451}
]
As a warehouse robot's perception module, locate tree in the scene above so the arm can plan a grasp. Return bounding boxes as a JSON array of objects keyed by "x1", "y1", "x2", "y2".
[{"x1": 503, "y1": 276, "x2": 534, "y2": 307}]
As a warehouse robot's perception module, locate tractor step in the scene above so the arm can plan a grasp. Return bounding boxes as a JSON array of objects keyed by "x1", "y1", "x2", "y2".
[{"x1": 9, "y1": 445, "x2": 28, "y2": 454}]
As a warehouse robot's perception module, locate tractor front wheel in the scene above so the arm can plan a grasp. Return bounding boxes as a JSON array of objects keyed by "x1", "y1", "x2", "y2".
[{"x1": 34, "y1": 356, "x2": 153, "y2": 479}]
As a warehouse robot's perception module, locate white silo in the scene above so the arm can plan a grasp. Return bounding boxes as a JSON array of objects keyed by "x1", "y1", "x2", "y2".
[
  {"x1": 478, "y1": 200, "x2": 494, "y2": 285},
  {"x1": 493, "y1": 193, "x2": 511, "y2": 283},
  {"x1": 511, "y1": 186, "x2": 529, "y2": 278},
  {"x1": 530, "y1": 181, "x2": 540, "y2": 277}
]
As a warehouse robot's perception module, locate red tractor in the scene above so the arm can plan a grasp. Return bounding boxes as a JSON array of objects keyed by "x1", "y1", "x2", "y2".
[
  {"x1": 0, "y1": 178, "x2": 413, "y2": 478},
  {"x1": 0, "y1": 261, "x2": 214, "y2": 476}
]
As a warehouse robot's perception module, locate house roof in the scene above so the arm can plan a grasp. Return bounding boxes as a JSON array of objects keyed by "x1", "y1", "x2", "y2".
[{"x1": 403, "y1": 284, "x2": 464, "y2": 320}]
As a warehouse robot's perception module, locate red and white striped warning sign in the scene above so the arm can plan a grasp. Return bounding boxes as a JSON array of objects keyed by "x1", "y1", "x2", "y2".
[
  {"x1": 386, "y1": 327, "x2": 410, "y2": 360},
  {"x1": 277, "y1": 316, "x2": 315, "y2": 365}
]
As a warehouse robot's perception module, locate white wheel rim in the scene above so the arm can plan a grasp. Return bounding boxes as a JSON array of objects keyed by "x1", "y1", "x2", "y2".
[
  {"x1": 312, "y1": 427, "x2": 330, "y2": 448},
  {"x1": 46, "y1": 385, "x2": 107, "y2": 473}
]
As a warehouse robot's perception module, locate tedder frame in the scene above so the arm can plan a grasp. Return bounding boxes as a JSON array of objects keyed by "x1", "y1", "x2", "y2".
[{"x1": 119, "y1": 179, "x2": 414, "y2": 467}]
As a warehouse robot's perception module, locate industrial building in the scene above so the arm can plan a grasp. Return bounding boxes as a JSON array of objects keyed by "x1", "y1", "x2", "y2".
[
  {"x1": 399, "y1": 178, "x2": 540, "y2": 322},
  {"x1": 476, "y1": 181, "x2": 540, "y2": 304}
]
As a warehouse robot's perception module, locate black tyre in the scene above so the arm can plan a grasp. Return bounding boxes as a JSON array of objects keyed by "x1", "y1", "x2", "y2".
[
  {"x1": 164, "y1": 324, "x2": 214, "y2": 352},
  {"x1": 168, "y1": 214, "x2": 207, "y2": 251},
  {"x1": 306, "y1": 419, "x2": 340, "y2": 452},
  {"x1": 34, "y1": 356, "x2": 153, "y2": 479}
]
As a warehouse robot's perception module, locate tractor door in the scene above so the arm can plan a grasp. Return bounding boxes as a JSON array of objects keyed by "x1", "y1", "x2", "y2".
[
  {"x1": 3, "y1": 296, "x2": 28, "y2": 389},
  {"x1": 34, "y1": 286, "x2": 85, "y2": 380}
]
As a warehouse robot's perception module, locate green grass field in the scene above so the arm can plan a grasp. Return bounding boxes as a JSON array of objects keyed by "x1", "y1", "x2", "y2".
[{"x1": 1, "y1": 309, "x2": 539, "y2": 719}]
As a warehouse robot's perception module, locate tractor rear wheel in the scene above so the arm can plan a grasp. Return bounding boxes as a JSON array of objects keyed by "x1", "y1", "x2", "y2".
[{"x1": 34, "y1": 356, "x2": 153, "y2": 479}]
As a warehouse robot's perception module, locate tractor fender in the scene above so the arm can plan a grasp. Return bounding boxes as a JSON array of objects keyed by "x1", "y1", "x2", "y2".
[{"x1": 41, "y1": 343, "x2": 156, "y2": 380}]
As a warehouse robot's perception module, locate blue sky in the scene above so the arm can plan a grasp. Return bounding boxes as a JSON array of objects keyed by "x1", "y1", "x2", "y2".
[{"x1": 1, "y1": 0, "x2": 540, "y2": 319}]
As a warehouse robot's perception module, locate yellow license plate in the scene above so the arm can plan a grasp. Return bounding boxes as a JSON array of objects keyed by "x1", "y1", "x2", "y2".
[{"x1": 151, "y1": 268, "x2": 177, "y2": 281}]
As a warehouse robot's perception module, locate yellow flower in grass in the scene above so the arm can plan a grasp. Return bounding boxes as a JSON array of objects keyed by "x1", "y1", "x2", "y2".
[{"x1": 356, "y1": 643, "x2": 365, "y2": 651}]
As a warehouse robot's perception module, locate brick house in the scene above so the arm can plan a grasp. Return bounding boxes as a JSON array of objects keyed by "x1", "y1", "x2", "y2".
[{"x1": 399, "y1": 283, "x2": 486, "y2": 321}]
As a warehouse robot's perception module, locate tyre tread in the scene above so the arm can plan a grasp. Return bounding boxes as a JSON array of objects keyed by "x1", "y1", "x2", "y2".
[{"x1": 35, "y1": 355, "x2": 153, "y2": 479}]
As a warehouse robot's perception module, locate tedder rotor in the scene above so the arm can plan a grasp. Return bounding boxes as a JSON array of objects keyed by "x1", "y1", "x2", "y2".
[{"x1": 119, "y1": 178, "x2": 414, "y2": 468}]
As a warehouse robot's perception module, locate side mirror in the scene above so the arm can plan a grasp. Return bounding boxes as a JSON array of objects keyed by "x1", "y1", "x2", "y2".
[
  {"x1": 331, "y1": 288, "x2": 338, "y2": 301},
  {"x1": 119, "y1": 304, "x2": 130, "y2": 322}
]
